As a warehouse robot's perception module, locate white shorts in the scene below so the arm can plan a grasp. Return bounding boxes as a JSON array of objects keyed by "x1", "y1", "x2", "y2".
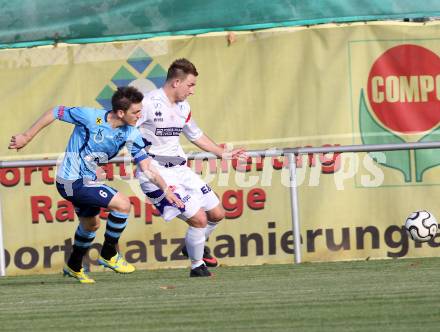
[{"x1": 137, "y1": 160, "x2": 220, "y2": 221}]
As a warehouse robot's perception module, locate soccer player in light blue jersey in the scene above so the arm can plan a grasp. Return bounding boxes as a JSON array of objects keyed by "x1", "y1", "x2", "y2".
[{"x1": 9, "y1": 86, "x2": 183, "y2": 283}]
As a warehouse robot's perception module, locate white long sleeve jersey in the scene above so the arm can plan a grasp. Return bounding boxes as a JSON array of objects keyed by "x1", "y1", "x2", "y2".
[{"x1": 136, "y1": 88, "x2": 203, "y2": 160}]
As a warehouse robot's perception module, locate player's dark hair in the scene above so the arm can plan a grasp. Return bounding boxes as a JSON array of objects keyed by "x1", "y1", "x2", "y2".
[
  {"x1": 111, "y1": 86, "x2": 143, "y2": 112},
  {"x1": 166, "y1": 58, "x2": 198, "y2": 81}
]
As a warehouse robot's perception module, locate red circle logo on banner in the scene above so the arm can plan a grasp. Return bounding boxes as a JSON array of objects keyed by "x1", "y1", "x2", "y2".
[{"x1": 367, "y1": 44, "x2": 440, "y2": 133}]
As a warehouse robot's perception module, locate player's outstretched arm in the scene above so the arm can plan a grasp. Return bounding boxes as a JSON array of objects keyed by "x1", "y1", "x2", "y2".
[
  {"x1": 192, "y1": 134, "x2": 248, "y2": 160},
  {"x1": 8, "y1": 109, "x2": 56, "y2": 150},
  {"x1": 138, "y1": 158, "x2": 184, "y2": 208}
]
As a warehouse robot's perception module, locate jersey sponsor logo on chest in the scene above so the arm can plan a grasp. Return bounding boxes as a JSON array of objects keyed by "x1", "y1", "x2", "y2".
[{"x1": 155, "y1": 127, "x2": 183, "y2": 136}]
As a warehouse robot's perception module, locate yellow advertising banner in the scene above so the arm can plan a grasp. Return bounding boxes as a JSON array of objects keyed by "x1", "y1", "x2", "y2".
[{"x1": 2, "y1": 21, "x2": 440, "y2": 275}]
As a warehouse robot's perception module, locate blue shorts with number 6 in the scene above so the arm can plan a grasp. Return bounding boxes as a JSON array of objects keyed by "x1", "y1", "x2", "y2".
[{"x1": 56, "y1": 178, "x2": 116, "y2": 217}]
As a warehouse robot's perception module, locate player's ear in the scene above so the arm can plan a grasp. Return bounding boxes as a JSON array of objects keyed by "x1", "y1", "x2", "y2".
[
  {"x1": 172, "y1": 78, "x2": 180, "y2": 88},
  {"x1": 116, "y1": 109, "x2": 125, "y2": 119}
]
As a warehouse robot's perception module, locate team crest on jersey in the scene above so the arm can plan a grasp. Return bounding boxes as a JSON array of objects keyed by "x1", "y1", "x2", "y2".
[
  {"x1": 93, "y1": 128, "x2": 104, "y2": 143},
  {"x1": 96, "y1": 117, "x2": 102, "y2": 125},
  {"x1": 114, "y1": 132, "x2": 124, "y2": 142}
]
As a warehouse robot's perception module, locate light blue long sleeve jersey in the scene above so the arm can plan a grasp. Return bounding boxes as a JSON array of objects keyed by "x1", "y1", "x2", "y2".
[{"x1": 53, "y1": 106, "x2": 148, "y2": 181}]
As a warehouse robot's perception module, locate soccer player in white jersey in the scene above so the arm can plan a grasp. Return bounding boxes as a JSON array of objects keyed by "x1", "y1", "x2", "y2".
[
  {"x1": 9, "y1": 86, "x2": 183, "y2": 283},
  {"x1": 136, "y1": 58, "x2": 246, "y2": 277}
]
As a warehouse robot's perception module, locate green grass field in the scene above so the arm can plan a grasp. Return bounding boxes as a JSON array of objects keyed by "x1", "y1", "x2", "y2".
[{"x1": 1, "y1": 258, "x2": 440, "y2": 331}]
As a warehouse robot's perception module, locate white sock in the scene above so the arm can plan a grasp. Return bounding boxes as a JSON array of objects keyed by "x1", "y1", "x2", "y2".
[
  {"x1": 185, "y1": 226, "x2": 206, "y2": 268},
  {"x1": 191, "y1": 260, "x2": 205, "y2": 269},
  {"x1": 204, "y1": 221, "x2": 219, "y2": 239}
]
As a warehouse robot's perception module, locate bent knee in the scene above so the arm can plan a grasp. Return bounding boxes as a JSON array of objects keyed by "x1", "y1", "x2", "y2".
[
  {"x1": 207, "y1": 207, "x2": 225, "y2": 223},
  {"x1": 191, "y1": 218, "x2": 208, "y2": 228},
  {"x1": 116, "y1": 197, "x2": 131, "y2": 214},
  {"x1": 187, "y1": 210, "x2": 208, "y2": 228},
  {"x1": 110, "y1": 193, "x2": 131, "y2": 214}
]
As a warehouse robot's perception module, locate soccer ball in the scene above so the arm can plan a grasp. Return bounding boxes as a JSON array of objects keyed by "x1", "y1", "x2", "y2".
[{"x1": 405, "y1": 210, "x2": 438, "y2": 242}]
